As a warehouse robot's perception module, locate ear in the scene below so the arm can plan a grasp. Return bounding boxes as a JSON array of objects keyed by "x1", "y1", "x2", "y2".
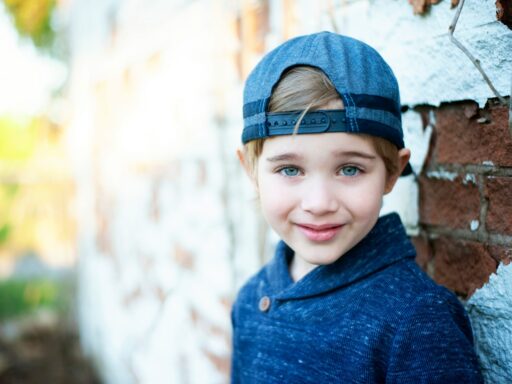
[
  {"x1": 384, "y1": 148, "x2": 411, "y2": 194},
  {"x1": 237, "y1": 148, "x2": 258, "y2": 188}
]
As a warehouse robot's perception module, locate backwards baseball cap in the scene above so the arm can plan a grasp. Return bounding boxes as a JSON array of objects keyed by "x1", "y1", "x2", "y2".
[{"x1": 242, "y1": 31, "x2": 412, "y2": 176}]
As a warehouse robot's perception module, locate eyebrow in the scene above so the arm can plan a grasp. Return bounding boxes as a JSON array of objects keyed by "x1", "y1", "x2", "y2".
[
  {"x1": 332, "y1": 150, "x2": 377, "y2": 160},
  {"x1": 266, "y1": 151, "x2": 377, "y2": 162},
  {"x1": 266, "y1": 153, "x2": 304, "y2": 162}
]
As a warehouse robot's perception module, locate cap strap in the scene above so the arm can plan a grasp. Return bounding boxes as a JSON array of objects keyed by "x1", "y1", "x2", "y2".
[{"x1": 265, "y1": 110, "x2": 346, "y2": 136}]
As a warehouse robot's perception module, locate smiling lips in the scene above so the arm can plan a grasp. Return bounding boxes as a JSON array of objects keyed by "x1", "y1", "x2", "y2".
[{"x1": 296, "y1": 223, "x2": 344, "y2": 242}]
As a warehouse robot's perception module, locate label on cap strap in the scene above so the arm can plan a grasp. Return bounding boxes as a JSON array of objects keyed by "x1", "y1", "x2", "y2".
[{"x1": 266, "y1": 109, "x2": 347, "y2": 136}]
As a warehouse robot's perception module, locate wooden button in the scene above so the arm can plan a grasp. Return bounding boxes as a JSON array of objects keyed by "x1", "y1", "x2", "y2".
[{"x1": 259, "y1": 296, "x2": 271, "y2": 312}]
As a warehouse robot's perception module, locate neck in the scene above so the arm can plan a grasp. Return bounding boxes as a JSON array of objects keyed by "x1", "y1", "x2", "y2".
[{"x1": 289, "y1": 255, "x2": 318, "y2": 282}]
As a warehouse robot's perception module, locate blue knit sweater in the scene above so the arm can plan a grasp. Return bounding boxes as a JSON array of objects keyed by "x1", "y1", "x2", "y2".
[{"x1": 231, "y1": 213, "x2": 483, "y2": 383}]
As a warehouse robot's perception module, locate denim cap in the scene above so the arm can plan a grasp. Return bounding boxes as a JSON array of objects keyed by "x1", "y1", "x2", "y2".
[{"x1": 242, "y1": 31, "x2": 412, "y2": 176}]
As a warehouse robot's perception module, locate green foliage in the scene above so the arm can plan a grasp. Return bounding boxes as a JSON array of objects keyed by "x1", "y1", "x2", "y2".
[
  {"x1": 0, "y1": 116, "x2": 72, "y2": 251},
  {"x1": 3, "y1": 183, "x2": 19, "y2": 197},
  {"x1": 2, "y1": 0, "x2": 57, "y2": 51},
  {"x1": 0, "y1": 278, "x2": 68, "y2": 320},
  {"x1": 0, "y1": 223, "x2": 12, "y2": 245},
  {"x1": 0, "y1": 184, "x2": 19, "y2": 246}
]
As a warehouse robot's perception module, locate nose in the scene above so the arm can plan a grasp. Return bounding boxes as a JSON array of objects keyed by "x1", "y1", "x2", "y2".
[{"x1": 300, "y1": 177, "x2": 339, "y2": 215}]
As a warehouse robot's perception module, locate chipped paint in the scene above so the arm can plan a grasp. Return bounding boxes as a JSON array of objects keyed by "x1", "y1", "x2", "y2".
[
  {"x1": 496, "y1": 0, "x2": 512, "y2": 28},
  {"x1": 428, "y1": 109, "x2": 436, "y2": 128},
  {"x1": 382, "y1": 110, "x2": 429, "y2": 234},
  {"x1": 408, "y1": 0, "x2": 443, "y2": 15},
  {"x1": 426, "y1": 169, "x2": 459, "y2": 181},
  {"x1": 464, "y1": 173, "x2": 477, "y2": 185},
  {"x1": 470, "y1": 220, "x2": 480, "y2": 231},
  {"x1": 402, "y1": 110, "x2": 433, "y2": 175},
  {"x1": 482, "y1": 160, "x2": 495, "y2": 166},
  {"x1": 328, "y1": 0, "x2": 512, "y2": 107},
  {"x1": 382, "y1": 175, "x2": 419, "y2": 235}
]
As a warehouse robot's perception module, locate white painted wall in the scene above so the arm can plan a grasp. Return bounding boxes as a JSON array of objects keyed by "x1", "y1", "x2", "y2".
[
  {"x1": 467, "y1": 263, "x2": 512, "y2": 383},
  {"x1": 67, "y1": 1, "x2": 250, "y2": 382},
  {"x1": 66, "y1": 0, "x2": 511, "y2": 382},
  {"x1": 295, "y1": 0, "x2": 512, "y2": 107}
]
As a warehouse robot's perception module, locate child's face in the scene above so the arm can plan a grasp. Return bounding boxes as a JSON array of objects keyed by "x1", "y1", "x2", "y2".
[{"x1": 255, "y1": 132, "x2": 395, "y2": 275}]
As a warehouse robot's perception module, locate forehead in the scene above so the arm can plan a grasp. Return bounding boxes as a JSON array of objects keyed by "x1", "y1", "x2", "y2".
[{"x1": 260, "y1": 132, "x2": 379, "y2": 159}]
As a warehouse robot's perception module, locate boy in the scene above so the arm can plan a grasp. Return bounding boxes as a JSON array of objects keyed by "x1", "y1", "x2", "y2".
[{"x1": 231, "y1": 32, "x2": 482, "y2": 383}]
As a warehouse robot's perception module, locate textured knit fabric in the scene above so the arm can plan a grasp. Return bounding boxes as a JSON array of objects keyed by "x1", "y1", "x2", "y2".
[{"x1": 231, "y1": 213, "x2": 483, "y2": 383}]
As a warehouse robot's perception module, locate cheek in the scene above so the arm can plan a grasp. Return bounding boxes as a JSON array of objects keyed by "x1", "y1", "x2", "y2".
[
  {"x1": 258, "y1": 179, "x2": 292, "y2": 222},
  {"x1": 259, "y1": 187, "x2": 284, "y2": 214},
  {"x1": 345, "y1": 179, "x2": 386, "y2": 217}
]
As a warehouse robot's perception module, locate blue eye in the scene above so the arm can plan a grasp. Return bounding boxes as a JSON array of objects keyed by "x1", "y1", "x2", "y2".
[
  {"x1": 279, "y1": 167, "x2": 300, "y2": 177},
  {"x1": 340, "y1": 166, "x2": 360, "y2": 177}
]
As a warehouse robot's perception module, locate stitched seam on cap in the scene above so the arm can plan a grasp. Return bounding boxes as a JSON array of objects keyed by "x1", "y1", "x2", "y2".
[
  {"x1": 309, "y1": 34, "x2": 320, "y2": 61},
  {"x1": 345, "y1": 93, "x2": 356, "y2": 132},
  {"x1": 299, "y1": 34, "x2": 312, "y2": 59},
  {"x1": 259, "y1": 99, "x2": 265, "y2": 137}
]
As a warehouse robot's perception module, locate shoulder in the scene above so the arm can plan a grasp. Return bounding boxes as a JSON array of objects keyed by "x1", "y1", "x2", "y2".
[
  {"x1": 360, "y1": 258, "x2": 462, "y2": 315},
  {"x1": 385, "y1": 261, "x2": 483, "y2": 383},
  {"x1": 395, "y1": 282, "x2": 474, "y2": 343},
  {"x1": 401, "y1": 261, "x2": 471, "y2": 324},
  {"x1": 399, "y1": 260, "x2": 474, "y2": 331},
  {"x1": 386, "y1": 258, "x2": 456, "y2": 296}
]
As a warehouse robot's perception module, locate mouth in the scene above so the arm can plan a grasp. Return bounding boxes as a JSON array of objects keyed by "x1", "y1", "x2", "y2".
[{"x1": 296, "y1": 223, "x2": 344, "y2": 242}]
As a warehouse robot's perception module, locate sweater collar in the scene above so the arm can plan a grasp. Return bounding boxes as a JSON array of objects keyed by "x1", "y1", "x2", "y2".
[{"x1": 265, "y1": 213, "x2": 416, "y2": 300}]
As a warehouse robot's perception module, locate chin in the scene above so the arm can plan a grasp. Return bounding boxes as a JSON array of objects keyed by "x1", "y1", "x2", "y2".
[{"x1": 300, "y1": 247, "x2": 346, "y2": 266}]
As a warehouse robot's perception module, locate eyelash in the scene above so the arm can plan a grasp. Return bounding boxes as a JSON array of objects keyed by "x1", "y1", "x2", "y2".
[
  {"x1": 275, "y1": 165, "x2": 364, "y2": 177},
  {"x1": 276, "y1": 166, "x2": 303, "y2": 177},
  {"x1": 338, "y1": 165, "x2": 363, "y2": 177}
]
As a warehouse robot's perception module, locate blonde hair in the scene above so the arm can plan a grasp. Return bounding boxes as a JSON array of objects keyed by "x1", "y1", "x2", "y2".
[{"x1": 243, "y1": 66, "x2": 399, "y2": 177}]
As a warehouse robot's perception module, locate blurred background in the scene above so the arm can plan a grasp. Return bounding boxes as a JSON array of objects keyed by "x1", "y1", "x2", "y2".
[
  {"x1": 0, "y1": 0, "x2": 88, "y2": 382},
  {"x1": 0, "y1": 0, "x2": 511, "y2": 383},
  {"x1": 3, "y1": 1, "x2": 268, "y2": 382}
]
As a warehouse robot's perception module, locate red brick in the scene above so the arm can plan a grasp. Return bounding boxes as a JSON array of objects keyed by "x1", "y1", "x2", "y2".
[
  {"x1": 411, "y1": 234, "x2": 433, "y2": 271},
  {"x1": 432, "y1": 237, "x2": 497, "y2": 298},
  {"x1": 497, "y1": 0, "x2": 512, "y2": 28},
  {"x1": 203, "y1": 348, "x2": 231, "y2": 376},
  {"x1": 173, "y1": 244, "x2": 195, "y2": 270},
  {"x1": 489, "y1": 245, "x2": 512, "y2": 264},
  {"x1": 485, "y1": 177, "x2": 512, "y2": 235},
  {"x1": 434, "y1": 101, "x2": 512, "y2": 166},
  {"x1": 419, "y1": 175, "x2": 480, "y2": 229}
]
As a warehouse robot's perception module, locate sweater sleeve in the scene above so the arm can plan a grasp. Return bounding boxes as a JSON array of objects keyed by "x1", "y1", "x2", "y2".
[
  {"x1": 230, "y1": 303, "x2": 240, "y2": 384},
  {"x1": 386, "y1": 290, "x2": 483, "y2": 384}
]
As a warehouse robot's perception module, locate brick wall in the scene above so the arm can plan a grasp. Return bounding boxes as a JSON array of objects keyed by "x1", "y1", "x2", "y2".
[{"x1": 413, "y1": 99, "x2": 512, "y2": 298}]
